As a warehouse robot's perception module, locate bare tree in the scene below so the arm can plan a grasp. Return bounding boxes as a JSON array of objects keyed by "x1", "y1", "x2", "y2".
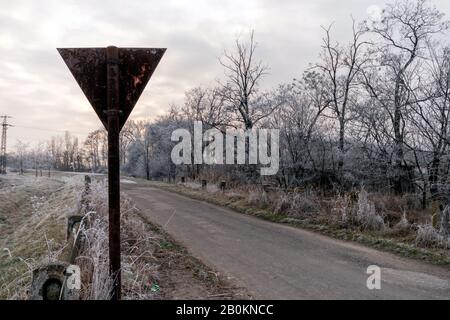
[
  {"x1": 272, "y1": 71, "x2": 330, "y2": 187},
  {"x1": 408, "y1": 44, "x2": 450, "y2": 206},
  {"x1": 315, "y1": 19, "x2": 369, "y2": 173},
  {"x1": 14, "y1": 140, "x2": 28, "y2": 174},
  {"x1": 181, "y1": 87, "x2": 229, "y2": 130},
  {"x1": 220, "y1": 31, "x2": 276, "y2": 129},
  {"x1": 363, "y1": 0, "x2": 449, "y2": 192}
]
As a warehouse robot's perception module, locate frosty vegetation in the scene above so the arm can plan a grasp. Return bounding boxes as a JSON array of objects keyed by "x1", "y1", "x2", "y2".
[
  {"x1": 0, "y1": 175, "x2": 166, "y2": 299},
  {"x1": 7, "y1": 0, "x2": 450, "y2": 247},
  {"x1": 0, "y1": 175, "x2": 82, "y2": 299},
  {"x1": 75, "y1": 179, "x2": 163, "y2": 299}
]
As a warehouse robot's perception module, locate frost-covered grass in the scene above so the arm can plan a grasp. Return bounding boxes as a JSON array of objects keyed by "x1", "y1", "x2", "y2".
[
  {"x1": 394, "y1": 211, "x2": 411, "y2": 232},
  {"x1": 247, "y1": 190, "x2": 269, "y2": 207},
  {"x1": 416, "y1": 224, "x2": 449, "y2": 249},
  {"x1": 355, "y1": 188, "x2": 385, "y2": 231},
  {"x1": 0, "y1": 174, "x2": 80, "y2": 299},
  {"x1": 274, "y1": 194, "x2": 290, "y2": 214},
  {"x1": 0, "y1": 174, "x2": 160, "y2": 300},
  {"x1": 1, "y1": 173, "x2": 248, "y2": 300},
  {"x1": 75, "y1": 179, "x2": 162, "y2": 300}
]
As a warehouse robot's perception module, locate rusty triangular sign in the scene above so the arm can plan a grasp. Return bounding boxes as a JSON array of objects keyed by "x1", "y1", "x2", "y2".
[{"x1": 57, "y1": 47, "x2": 165, "y2": 130}]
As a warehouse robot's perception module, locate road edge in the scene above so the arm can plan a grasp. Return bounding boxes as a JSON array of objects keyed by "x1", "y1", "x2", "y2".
[{"x1": 134, "y1": 180, "x2": 450, "y2": 267}]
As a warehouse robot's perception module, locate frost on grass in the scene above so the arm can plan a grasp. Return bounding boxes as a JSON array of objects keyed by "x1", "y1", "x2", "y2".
[
  {"x1": 0, "y1": 174, "x2": 81, "y2": 299},
  {"x1": 272, "y1": 192, "x2": 320, "y2": 218},
  {"x1": 415, "y1": 224, "x2": 449, "y2": 249},
  {"x1": 274, "y1": 194, "x2": 290, "y2": 214},
  {"x1": 333, "y1": 194, "x2": 353, "y2": 225},
  {"x1": 355, "y1": 188, "x2": 385, "y2": 231},
  {"x1": 76, "y1": 180, "x2": 161, "y2": 300},
  {"x1": 289, "y1": 193, "x2": 318, "y2": 218},
  {"x1": 1, "y1": 175, "x2": 162, "y2": 300},
  {"x1": 247, "y1": 189, "x2": 269, "y2": 207},
  {"x1": 439, "y1": 205, "x2": 450, "y2": 238},
  {"x1": 394, "y1": 211, "x2": 411, "y2": 232},
  {"x1": 184, "y1": 181, "x2": 201, "y2": 190}
]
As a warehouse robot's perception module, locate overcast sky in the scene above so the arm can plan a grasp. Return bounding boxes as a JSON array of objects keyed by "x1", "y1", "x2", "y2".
[{"x1": 1, "y1": 0, "x2": 450, "y2": 148}]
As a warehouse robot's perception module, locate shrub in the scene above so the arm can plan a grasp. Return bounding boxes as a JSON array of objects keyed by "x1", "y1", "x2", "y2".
[
  {"x1": 225, "y1": 191, "x2": 243, "y2": 201},
  {"x1": 394, "y1": 211, "x2": 411, "y2": 232},
  {"x1": 415, "y1": 224, "x2": 448, "y2": 248},
  {"x1": 356, "y1": 188, "x2": 385, "y2": 231},
  {"x1": 185, "y1": 182, "x2": 201, "y2": 189},
  {"x1": 247, "y1": 190, "x2": 269, "y2": 207},
  {"x1": 77, "y1": 180, "x2": 161, "y2": 299},
  {"x1": 288, "y1": 193, "x2": 318, "y2": 218},
  {"x1": 333, "y1": 194, "x2": 353, "y2": 225},
  {"x1": 439, "y1": 205, "x2": 450, "y2": 237},
  {"x1": 273, "y1": 194, "x2": 290, "y2": 214}
]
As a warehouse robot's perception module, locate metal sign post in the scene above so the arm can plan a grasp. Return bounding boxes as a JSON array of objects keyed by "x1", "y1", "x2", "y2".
[
  {"x1": 106, "y1": 46, "x2": 122, "y2": 298},
  {"x1": 58, "y1": 46, "x2": 165, "y2": 299}
]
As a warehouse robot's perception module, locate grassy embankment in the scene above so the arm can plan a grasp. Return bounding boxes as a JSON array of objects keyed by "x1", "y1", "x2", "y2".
[{"x1": 0, "y1": 173, "x2": 248, "y2": 299}]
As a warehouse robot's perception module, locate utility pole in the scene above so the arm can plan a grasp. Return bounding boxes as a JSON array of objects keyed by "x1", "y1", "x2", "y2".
[{"x1": 0, "y1": 115, "x2": 12, "y2": 174}]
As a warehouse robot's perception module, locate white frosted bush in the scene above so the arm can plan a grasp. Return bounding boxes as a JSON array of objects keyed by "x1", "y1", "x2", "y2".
[
  {"x1": 356, "y1": 188, "x2": 385, "y2": 231},
  {"x1": 394, "y1": 211, "x2": 411, "y2": 231},
  {"x1": 289, "y1": 193, "x2": 318, "y2": 217},
  {"x1": 335, "y1": 194, "x2": 352, "y2": 224},
  {"x1": 185, "y1": 182, "x2": 201, "y2": 189},
  {"x1": 440, "y1": 205, "x2": 450, "y2": 237},
  {"x1": 416, "y1": 224, "x2": 448, "y2": 248}
]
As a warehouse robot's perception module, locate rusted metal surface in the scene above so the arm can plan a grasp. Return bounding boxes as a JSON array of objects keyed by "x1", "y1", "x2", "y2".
[
  {"x1": 106, "y1": 46, "x2": 121, "y2": 300},
  {"x1": 57, "y1": 47, "x2": 165, "y2": 130},
  {"x1": 58, "y1": 46, "x2": 165, "y2": 300}
]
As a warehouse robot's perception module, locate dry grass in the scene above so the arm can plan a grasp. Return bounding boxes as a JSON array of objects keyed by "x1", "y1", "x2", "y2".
[
  {"x1": 75, "y1": 179, "x2": 163, "y2": 300},
  {"x1": 0, "y1": 174, "x2": 80, "y2": 299},
  {"x1": 1, "y1": 173, "x2": 249, "y2": 300},
  {"x1": 416, "y1": 224, "x2": 449, "y2": 249},
  {"x1": 355, "y1": 188, "x2": 385, "y2": 231}
]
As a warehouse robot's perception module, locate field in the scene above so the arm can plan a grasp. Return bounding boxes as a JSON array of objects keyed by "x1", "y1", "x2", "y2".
[{"x1": 0, "y1": 173, "x2": 248, "y2": 299}]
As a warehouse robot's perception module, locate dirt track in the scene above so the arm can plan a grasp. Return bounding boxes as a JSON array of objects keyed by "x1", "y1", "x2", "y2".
[{"x1": 123, "y1": 182, "x2": 450, "y2": 300}]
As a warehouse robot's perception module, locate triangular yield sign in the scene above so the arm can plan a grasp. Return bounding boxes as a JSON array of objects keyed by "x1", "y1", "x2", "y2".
[{"x1": 57, "y1": 47, "x2": 165, "y2": 130}]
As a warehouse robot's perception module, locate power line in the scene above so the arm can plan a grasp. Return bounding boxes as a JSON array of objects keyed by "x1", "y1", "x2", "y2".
[{"x1": 1, "y1": 115, "x2": 12, "y2": 174}]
